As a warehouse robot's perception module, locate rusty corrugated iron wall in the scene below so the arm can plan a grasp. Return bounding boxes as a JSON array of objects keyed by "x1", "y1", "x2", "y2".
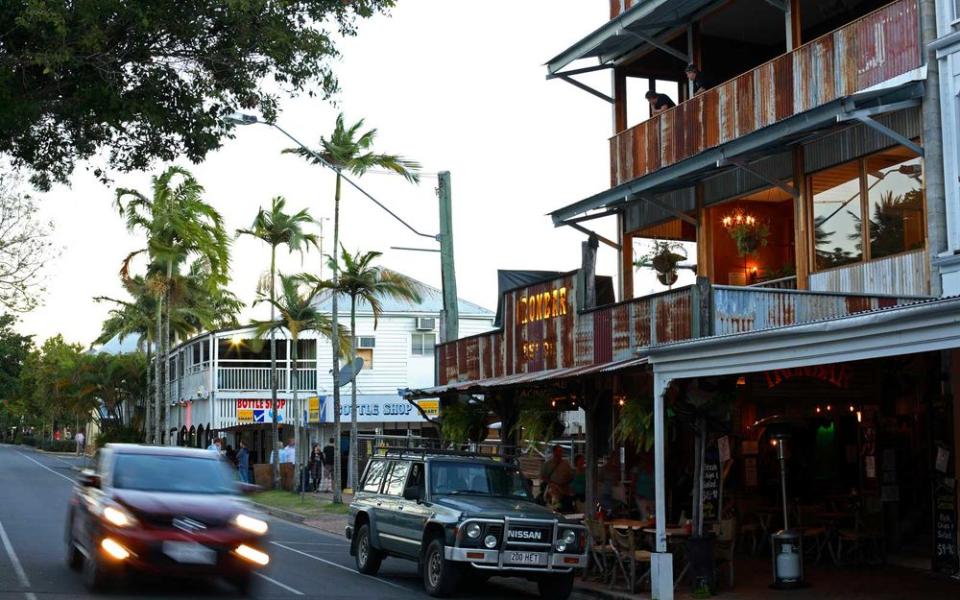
[{"x1": 610, "y1": 0, "x2": 921, "y2": 187}]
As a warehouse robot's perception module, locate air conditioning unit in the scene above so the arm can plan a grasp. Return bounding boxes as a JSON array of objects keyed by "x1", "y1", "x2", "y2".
[
  {"x1": 416, "y1": 317, "x2": 436, "y2": 331},
  {"x1": 356, "y1": 336, "x2": 376, "y2": 349}
]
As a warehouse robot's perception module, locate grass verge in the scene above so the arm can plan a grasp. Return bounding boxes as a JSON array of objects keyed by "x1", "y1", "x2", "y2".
[{"x1": 252, "y1": 490, "x2": 350, "y2": 520}]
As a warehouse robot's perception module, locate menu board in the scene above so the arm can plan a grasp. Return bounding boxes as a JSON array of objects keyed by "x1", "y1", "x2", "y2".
[
  {"x1": 933, "y1": 477, "x2": 958, "y2": 575},
  {"x1": 702, "y1": 448, "x2": 720, "y2": 522}
]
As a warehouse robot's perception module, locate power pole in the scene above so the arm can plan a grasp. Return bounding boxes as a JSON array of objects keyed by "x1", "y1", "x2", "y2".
[{"x1": 438, "y1": 171, "x2": 459, "y2": 343}]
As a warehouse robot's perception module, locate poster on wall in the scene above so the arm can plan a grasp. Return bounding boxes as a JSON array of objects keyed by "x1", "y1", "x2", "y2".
[{"x1": 933, "y1": 477, "x2": 958, "y2": 575}]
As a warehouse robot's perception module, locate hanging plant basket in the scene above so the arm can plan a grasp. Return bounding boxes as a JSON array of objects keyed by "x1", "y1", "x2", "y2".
[
  {"x1": 657, "y1": 270, "x2": 679, "y2": 286},
  {"x1": 637, "y1": 240, "x2": 687, "y2": 284},
  {"x1": 727, "y1": 222, "x2": 770, "y2": 257}
]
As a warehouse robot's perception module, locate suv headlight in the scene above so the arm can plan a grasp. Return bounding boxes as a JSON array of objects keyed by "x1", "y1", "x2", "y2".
[
  {"x1": 102, "y1": 504, "x2": 138, "y2": 528},
  {"x1": 233, "y1": 513, "x2": 269, "y2": 535},
  {"x1": 465, "y1": 523, "x2": 482, "y2": 539},
  {"x1": 555, "y1": 529, "x2": 578, "y2": 552}
]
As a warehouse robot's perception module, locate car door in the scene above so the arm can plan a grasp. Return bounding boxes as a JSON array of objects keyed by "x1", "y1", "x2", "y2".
[
  {"x1": 395, "y1": 462, "x2": 430, "y2": 558},
  {"x1": 357, "y1": 459, "x2": 388, "y2": 547},
  {"x1": 376, "y1": 460, "x2": 411, "y2": 554}
]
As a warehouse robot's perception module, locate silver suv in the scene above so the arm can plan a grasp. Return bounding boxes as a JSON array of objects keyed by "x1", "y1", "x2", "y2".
[{"x1": 345, "y1": 449, "x2": 586, "y2": 598}]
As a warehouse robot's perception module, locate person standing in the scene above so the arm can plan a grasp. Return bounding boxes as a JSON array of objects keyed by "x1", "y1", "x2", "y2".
[
  {"x1": 321, "y1": 437, "x2": 335, "y2": 493},
  {"x1": 540, "y1": 445, "x2": 575, "y2": 512},
  {"x1": 75, "y1": 431, "x2": 85, "y2": 457},
  {"x1": 280, "y1": 438, "x2": 295, "y2": 464},
  {"x1": 207, "y1": 437, "x2": 222, "y2": 455},
  {"x1": 685, "y1": 63, "x2": 711, "y2": 95},
  {"x1": 645, "y1": 89, "x2": 676, "y2": 115},
  {"x1": 309, "y1": 444, "x2": 323, "y2": 492},
  {"x1": 237, "y1": 440, "x2": 251, "y2": 483}
]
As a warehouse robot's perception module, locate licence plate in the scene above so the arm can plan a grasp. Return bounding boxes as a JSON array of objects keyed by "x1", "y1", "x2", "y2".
[
  {"x1": 162, "y1": 541, "x2": 216, "y2": 565},
  {"x1": 506, "y1": 551, "x2": 546, "y2": 565}
]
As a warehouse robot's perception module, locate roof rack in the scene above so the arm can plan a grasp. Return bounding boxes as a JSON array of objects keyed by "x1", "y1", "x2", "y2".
[{"x1": 374, "y1": 446, "x2": 506, "y2": 461}]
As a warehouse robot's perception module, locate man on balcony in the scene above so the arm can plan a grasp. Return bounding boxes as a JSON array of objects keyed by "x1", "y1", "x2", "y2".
[
  {"x1": 645, "y1": 89, "x2": 675, "y2": 115},
  {"x1": 685, "y1": 63, "x2": 710, "y2": 96}
]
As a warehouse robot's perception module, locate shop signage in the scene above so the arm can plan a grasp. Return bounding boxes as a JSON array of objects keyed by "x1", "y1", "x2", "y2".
[
  {"x1": 308, "y1": 396, "x2": 322, "y2": 424},
  {"x1": 763, "y1": 364, "x2": 851, "y2": 389},
  {"x1": 236, "y1": 399, "x2": 286, "y2": 423},
  {"x1": 517, "y1": 286, "x2": 568, "y2": 325},
  {"x1": 416, "y1": 399, "x2": 440, "y2": 418},
  {"x1": 317, "y1": 394, "x2": 430, "y2": 424}
]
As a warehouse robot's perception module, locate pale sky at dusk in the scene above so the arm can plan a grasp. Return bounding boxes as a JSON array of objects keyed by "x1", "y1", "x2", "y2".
[{"x1": 16, "y1": 1, "x2": 692, "y2": 345}]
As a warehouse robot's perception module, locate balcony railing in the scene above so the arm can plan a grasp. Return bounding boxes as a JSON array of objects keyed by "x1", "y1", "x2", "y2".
[
  {"x1": 610, "y1": 0, "x2": 921, "y2": 186},
  {"x1": 216, "y1": 367, "x2": 317, "y2": 392},
  {"x1": 436, "y1": 283, "x2": 925, "y2": 386}
]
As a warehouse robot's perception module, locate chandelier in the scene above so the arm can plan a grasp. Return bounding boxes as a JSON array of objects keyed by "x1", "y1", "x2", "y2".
[{"x1": 721, "y1": 208, "x2": 757, "y2": 230}]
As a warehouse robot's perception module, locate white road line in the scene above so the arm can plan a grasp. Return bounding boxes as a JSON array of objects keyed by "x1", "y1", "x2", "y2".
[
  {"x1": 0, "y1": 520, "x2": 37, "y2": 600},
  {"x1": 271, "y1": 541, "x2": 408, "y2": 591},
  {"x1": 16, "y1": 451, "x2": 76, "y2": 484},
  {"x1": 255, "y1": 572, "x2": 304, "y2": 596}
]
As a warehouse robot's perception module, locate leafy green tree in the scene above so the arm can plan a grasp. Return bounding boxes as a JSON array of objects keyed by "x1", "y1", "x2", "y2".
[
  {"x1": 238, "y1": 196, "x2": 318, "y2": 484},
  {"x1": 0, "y1": 172, "x2": 55, "y2": 311},
  {"x1": 0, "y1": 314, "x2": 32, "y2": 437},
  {"x1": 252, "y1": 274, "x2": 346, "y2": 492},
  {"x1": 285, "y1": 113, "x2": 420, "y2": 502},
  {"x1": 316, "y1": 247, "x2": 423, "y2": 491},
  {"x1": 115, "y1": 166, "x2": 230, "y2": 444},
  {"x1": 1, "y1": 1, "x2": 396, "y2": 190}
]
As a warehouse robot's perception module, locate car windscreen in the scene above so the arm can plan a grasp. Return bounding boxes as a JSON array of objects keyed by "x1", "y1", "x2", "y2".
[
  {"x1": 430, "y1": 462, "x2": 531, "y2": 500},
  {"x1": 112, "y1": 453, "x2": 237, "y2": 494}
]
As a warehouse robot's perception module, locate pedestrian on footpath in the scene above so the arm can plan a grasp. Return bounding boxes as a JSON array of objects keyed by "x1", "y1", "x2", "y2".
[
  {"x1": 321, "y1": 437, "x2": 335, "y2": 492},
  {"x1": 280, "y1": 438, "x2": 295, "y2": 464},
  {"x1": 207, "y1": 437, "x2": 222, "y2": 455},
  {"x1": 75, "y1": 431, "x2": 85, "y2": 457},
  {"x1": 237, "y1": 440, "x2": 251, "y2": 483},
  {"x1": 309, "y1": 444, "x2": 323, "y2": 491}
]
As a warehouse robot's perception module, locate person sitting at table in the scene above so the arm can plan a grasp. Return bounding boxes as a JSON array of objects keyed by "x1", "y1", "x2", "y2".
[{"x1": 631, "y1": 452, "x2": 655, "y2": 521}]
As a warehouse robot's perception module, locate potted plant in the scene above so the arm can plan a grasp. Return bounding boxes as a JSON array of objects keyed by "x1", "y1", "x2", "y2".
[
  {"x1": 635, "y1": 240, "x2": 687, "y2": 286},
  {"x1": 727, "y1": 220, "x2": 770, "y2": 257},
  {"x1": 513, "y1": 394, "x2": 565, "y2": 445}
]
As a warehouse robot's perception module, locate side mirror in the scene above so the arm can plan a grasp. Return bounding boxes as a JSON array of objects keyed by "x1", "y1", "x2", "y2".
[
  {"x1": 403, "y1": 487, "x2": 423, "y2": 503},
  {"x1": 237, "y1": 482, "x2": 261, "y2": 495},
  {"x1": 80, "y1": 469, "x2": 100, "y2": 489}
]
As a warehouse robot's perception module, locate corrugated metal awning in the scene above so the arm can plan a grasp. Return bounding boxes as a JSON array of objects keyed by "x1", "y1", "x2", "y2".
[
  {"x1": 550, "y1": 81, "x2": 924, "y2": 225},
  {"x1": 405, "y1": 356, "x2": 649, "y2": 399}
]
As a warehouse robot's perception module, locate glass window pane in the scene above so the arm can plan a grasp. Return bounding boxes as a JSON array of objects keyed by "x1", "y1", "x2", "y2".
[
  {"x1": 361, "y1": 460, "x2": 387, "y2": 492},
  {"x1": 811, "y1": 162, "x2": 863, "y2": 270},
  {"x1": 411, "y1": 334, "x2": 422, "y2": 356},
  {"x1": 866, "y1": 152, "x2": 924, "y2": 260},
  {"x1": 383, "y1": 461, "x2": 410, "y2": 496},
  {"x1": 424, "y1": 333, "x2": 436, "y2": 357}
]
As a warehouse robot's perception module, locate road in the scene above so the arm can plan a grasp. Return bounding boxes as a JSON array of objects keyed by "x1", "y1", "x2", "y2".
[{"x1": 0, "y1": 444, "x2": 590, "y2": 600}]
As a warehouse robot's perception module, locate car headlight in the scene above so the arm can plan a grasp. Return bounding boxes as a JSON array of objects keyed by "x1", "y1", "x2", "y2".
[
  {"x1": 465, "y1": 523, "x2": 482, "y2": 539},
  {"x1": 555, "y1": 542, "x2": 568, "y2": 552},
  {"x1": 233, "y1": 513, "x2": 269, "y2": 535},
  {"x1": 102, "y1": 505, "x2": 137, "y2": 528},
  {"x1": 483, "y1": 534, "x2": 498, "y2": 549},
  {"x1": 561, "y1": 529, "x2": 577, "y2": 545}
]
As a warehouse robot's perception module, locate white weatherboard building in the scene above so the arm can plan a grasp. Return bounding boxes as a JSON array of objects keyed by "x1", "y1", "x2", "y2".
[{"x1": 164, "y1": 279, "x2": 494, "y2": 460}]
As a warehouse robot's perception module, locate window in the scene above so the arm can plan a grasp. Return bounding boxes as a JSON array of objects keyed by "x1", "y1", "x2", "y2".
[
  {"x1": 361, "y1": 459, "x2": 387, "y2": 493},
  {"x1": 356, "y1": 336, "x2": 375, "y2": 349},
  {"x1": 404, "y1": 463, "x2": 425, "y2": 498},
  {"x1": 357, "y1": 348, "x2": 374, "y2": 370},
  {"x1": 809, "y1": 146, "x2": 924, "y2": 271},
  {"x1": 383, "y1": 461, "x2": 410, "y2": 496},
  {"x1": 411, "y1": 333, "x2": 436, "y2": 357}
]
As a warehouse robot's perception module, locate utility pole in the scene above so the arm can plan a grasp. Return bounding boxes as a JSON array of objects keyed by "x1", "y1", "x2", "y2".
[{"x1": 437, "y1": 171, "x2": 459, "y2": 343}]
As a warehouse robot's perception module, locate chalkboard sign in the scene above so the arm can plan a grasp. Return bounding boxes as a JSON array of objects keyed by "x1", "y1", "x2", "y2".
[
  {"x1": 933, "y1": 477, "x2": 958, "y2": 575},
  {"x1": 702, "y1": 448, "x2": 720, "y2": 522}
]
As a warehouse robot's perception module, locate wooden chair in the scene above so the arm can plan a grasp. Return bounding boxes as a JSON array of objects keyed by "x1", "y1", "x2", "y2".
[
  {"x1": 714, "y1": 517, "x2": 737, "y2": 589},
  {"x1": 836, "y1": 509, "x2": 885, "y2": 565},
  {"x1": 608, "y1": 526, "x2": 651, "y2": 593},
  {"x1": 584, "y1": 518, "x2": 614, "y2": 581},
  {"x1": 796, "y1": 504, "x2": 829, "y2": 564}
]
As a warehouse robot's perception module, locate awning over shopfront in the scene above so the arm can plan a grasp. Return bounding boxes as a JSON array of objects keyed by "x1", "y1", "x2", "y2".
[
  {"x1": 550, "y1": 80, "x2": 925, "y2": 226},
  {"x1": 406, "y1": 356, "x2": 648, "y2": 399}
]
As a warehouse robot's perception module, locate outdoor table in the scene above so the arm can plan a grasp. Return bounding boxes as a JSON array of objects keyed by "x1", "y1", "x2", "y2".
[
  {"x1": 610, "y1": 519, "x2": 654, "y2": 530},
  {"x1": 642, "y1": 527, "x2": 692, "y2": 589}
]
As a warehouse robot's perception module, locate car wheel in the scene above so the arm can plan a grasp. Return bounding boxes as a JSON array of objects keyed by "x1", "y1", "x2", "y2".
[
  {"x1": 82, "y1": 548, "x2": 112, "y2": 592},
  {"x1": 65, "y1": 538, "x2": 83, "y2": 571},
  {"x1": 355, "y1": 524, "x2": 383, "y2": 575},
  {"x1": 422, "y1": 538, "x2": 459, "y2": 597},
  {"x1": 537, "y1": 572, "x2": 575, "y2": 600}
]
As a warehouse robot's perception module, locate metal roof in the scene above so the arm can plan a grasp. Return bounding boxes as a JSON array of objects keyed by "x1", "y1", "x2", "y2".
[
  {"x1": 546, "y1": 0, "x2": 720, "y2": 75},
  {"x1": 405, "y1": 356, "x2": 649, "y2": 399},
  {"x1": 549, "y1": 81, "x2": 924, "y2": 225}
]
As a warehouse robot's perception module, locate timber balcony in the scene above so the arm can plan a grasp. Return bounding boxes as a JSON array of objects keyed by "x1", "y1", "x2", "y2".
[
  {"x1": 433, "y1": 276, "x2": 926, "y2": 389},
  {"x1": 609, "y1": 0, "x2": 922, "y2": 187}
]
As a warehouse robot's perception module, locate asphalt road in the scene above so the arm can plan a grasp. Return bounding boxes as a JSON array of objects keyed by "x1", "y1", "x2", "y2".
[{"x1": 0, "y1": 444, "x2": 589, "y2": 600}]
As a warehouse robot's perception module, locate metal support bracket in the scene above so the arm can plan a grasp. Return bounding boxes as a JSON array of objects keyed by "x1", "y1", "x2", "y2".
[
  {"x1": 719, "y1": 157, "x2": 800, "y2": 199},
  {"x1": 557, "y1": 74, "x2": 614, "y2": 104},
  {"x1": 621, "y1": 29, "x2": 689, "y2": 63},
  {"x1": 839, "y1": 109, "x2": 925, "y2": 157},
  {"x1": 567, "y1": 222, "x2": 621, "y2": 250},
  {"x1": 636, "y1": 195, "x2": 699, "y2": 226}
]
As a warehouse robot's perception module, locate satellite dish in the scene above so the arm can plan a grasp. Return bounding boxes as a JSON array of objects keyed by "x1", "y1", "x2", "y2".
[{"x1": 338, "y1": 358, "x2": 365, "y2": 386}]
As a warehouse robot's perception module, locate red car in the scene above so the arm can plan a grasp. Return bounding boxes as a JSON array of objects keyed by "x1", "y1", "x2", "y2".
[{"x1": 65, "y1": 444, "x2": 270, "y2": 594}]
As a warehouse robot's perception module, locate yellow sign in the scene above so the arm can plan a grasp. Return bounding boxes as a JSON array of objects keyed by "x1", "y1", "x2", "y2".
[
  {"x1": 517, "y1": 287, "x2": 568, "y2": 325},
  {"x1": 416, "y1": 399, "x2": 440, "y2": 418},
  {"x1": 237, "y1": 409, "x2": 254, "y2": 423},
  {"x1": 308, "y1": 396, "x2": 320, "y2": 424}
]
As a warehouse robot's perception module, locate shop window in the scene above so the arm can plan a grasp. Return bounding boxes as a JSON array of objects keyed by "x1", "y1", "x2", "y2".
[
  {"x1": 811, "y1": 161, "x2": 863, "y2": 270},
  {"x1": 411, "y1": 333, "x2": 436, "y2": 357},
  {"x1": 809, "y1": 145, "x2": 924, "y2": 271}
]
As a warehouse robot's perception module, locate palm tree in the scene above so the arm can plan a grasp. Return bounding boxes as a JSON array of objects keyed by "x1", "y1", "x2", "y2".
[
  {"x1": 285, "y1": 114, "x2": 420, "y2": 502},
  {"x1": 237, "y1": 197, "x2": 318, "y2": 484},
  {"x1": 115, "y1": 166, "x2": 230, "y2": 444},
  {"x1": 252, "y1": 275, "x2": 347, "y2": 494},
  {"x1": 316, "y1": 247, "x2": 424, "y2": 491}
]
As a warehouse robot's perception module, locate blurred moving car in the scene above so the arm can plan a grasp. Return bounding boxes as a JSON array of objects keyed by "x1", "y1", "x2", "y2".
[{"x1": 65, "y1": 444, "x2": 269, "y2": 594}]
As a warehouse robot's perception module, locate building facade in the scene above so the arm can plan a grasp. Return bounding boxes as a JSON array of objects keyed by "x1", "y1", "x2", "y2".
[
  {"x1": 411, "y1": 1, "x2": 960, "y2": 597},
  {"x1": 934, "y1": 0, "x2": 960, "y2": 292}
]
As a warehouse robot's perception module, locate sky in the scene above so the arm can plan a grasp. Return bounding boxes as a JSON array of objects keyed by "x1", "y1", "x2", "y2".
[{"x1": 16, "y1": 1, "x2": 692, "y2": 346}]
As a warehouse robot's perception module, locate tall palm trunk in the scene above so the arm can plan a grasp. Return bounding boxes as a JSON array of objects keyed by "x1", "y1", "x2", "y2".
[
  {"x1": 145, "y1": 344, "x2": 152, "y2": 442},
  {"x1": 349, "y1": 295, "x2": 359, "y2": 492},
  {"x1": 154, "y1": 293, "x2": 163, "y2": 445},
  {"x1": 270, "y1": 247, "x2": 280, "y2": 486},
  {"x1": 331, "y1": 174, "x2": 343, "y2": 503},
  {"x1": 292, "y1": 336, "x2": 301, "y2": 498},
  {"x1": 163, "y1": 262, "x2": 172, "y2": 445}
]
